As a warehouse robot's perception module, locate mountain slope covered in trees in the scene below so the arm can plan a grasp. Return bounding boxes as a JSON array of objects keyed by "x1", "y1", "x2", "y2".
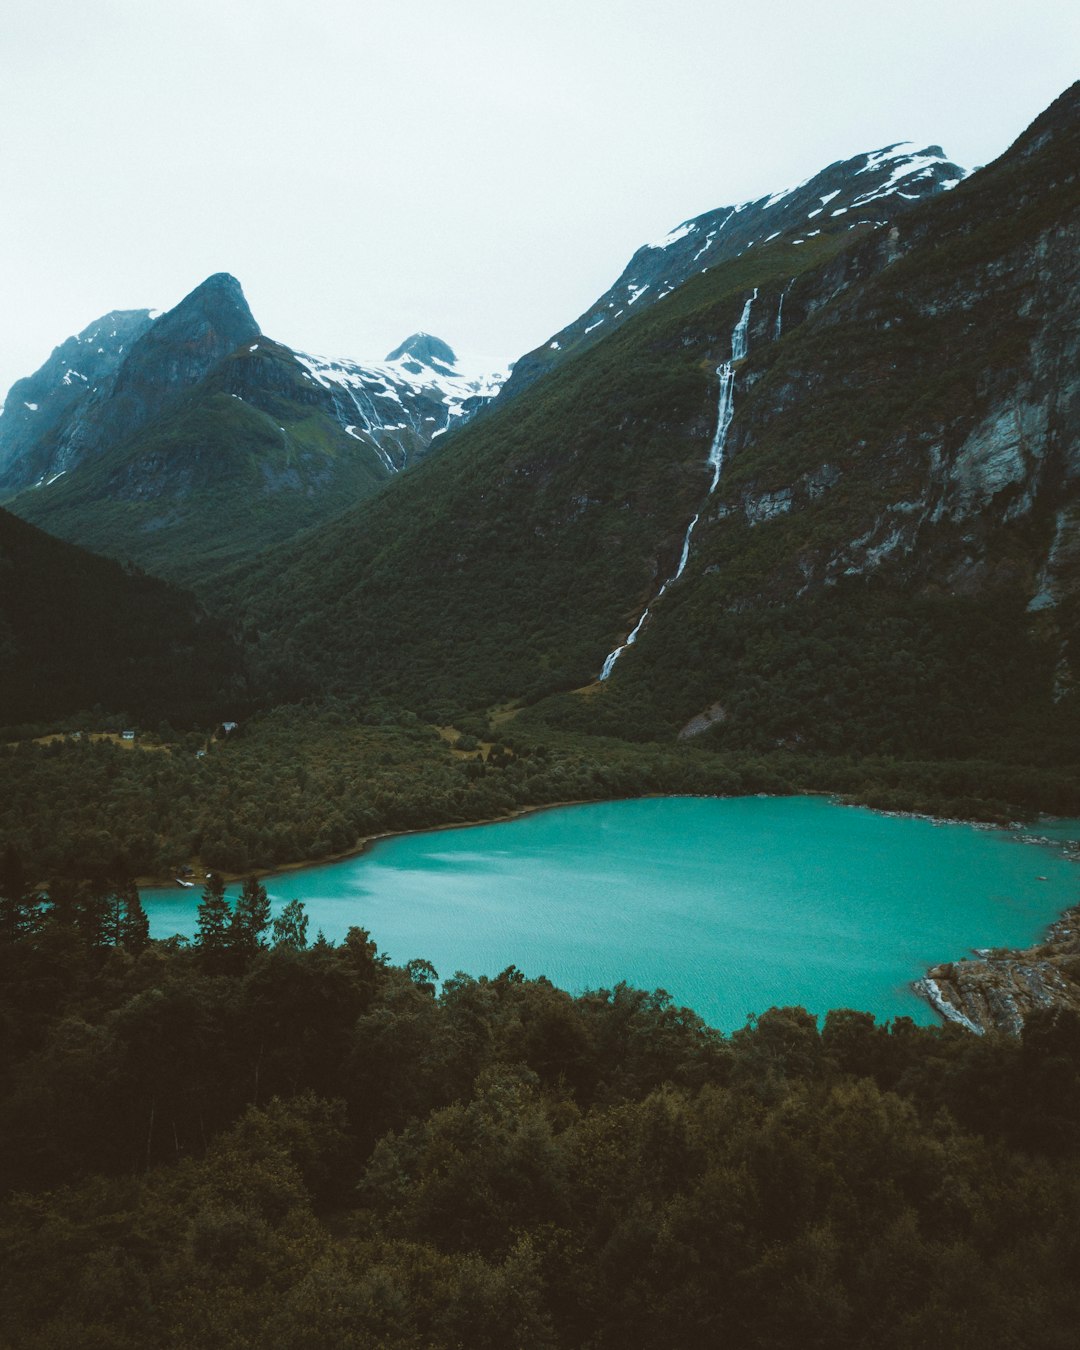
[
  {"x1": 0, "y1": 504, "x2": 244, "y2": 727},
  {"x1": 225, "y1": 85, "x2": 1080, "y2": 778}
]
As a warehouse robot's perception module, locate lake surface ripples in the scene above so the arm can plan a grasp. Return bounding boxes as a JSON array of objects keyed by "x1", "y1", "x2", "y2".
[{"x1": 142, "y1": 796, "x2": 1080, "y2": 1031}]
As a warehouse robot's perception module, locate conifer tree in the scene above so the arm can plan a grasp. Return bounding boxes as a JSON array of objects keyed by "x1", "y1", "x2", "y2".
[
  {"x1": 75, "y1": 879, "x2": 111, "y2": 949},
  {"x1": 230, "y1": 876, "x2": 271, "y2": 956},
  {"x1": 119, "y1": 881, "x2": 150, "y2": 954},
  {"x1": 196, "y1": 872, "x2": 231, "y2": 953}
]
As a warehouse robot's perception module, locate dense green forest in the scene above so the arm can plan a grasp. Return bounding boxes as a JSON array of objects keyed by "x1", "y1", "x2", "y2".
[
  {"x1": 2, "y1": 893, "x2": 1080, "y2": 1347},
  {"x1": 0, "y1": 505, "x2": 245, "y2": 726},
  {"x1": 4, "y1": 702, "x2": 1079, "y2": 885}
]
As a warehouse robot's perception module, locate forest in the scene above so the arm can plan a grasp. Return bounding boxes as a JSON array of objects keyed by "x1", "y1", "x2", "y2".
[
  {"x1": 2, "y1": 881, "x2": 1080, "y2": 1347},
  {"x1": 2, "y1": 80, "x2": 1078, "y2": 1349},
  {"x1": 4, "y1": 699, "x2": 1079, "y2": 885}
]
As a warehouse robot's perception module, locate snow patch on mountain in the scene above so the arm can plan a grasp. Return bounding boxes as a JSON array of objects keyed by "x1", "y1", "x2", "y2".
[
  {"x1": 499, "y1": 140, "x2": 969, "y2": 407},
  {"x1": 293, "y1": 336, "x2": 507, "y2": 467}
]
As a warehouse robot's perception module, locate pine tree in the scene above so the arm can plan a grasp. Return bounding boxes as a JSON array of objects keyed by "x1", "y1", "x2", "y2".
[
  {"x1": 99, "y1": 889, "x2": 125, "y2": 948},
  {"x1": 75, "y1": 879, "x2": 110, "y2": 949},
  {"x1": 230, "y1": 876, "x2": 271, "y2": 957},
  {"x1": 119, "y1": 881, "x2": 150, "y2": 954},
  {"x1": 196, "y1": 872, "x2": 231, "y2": 954}
]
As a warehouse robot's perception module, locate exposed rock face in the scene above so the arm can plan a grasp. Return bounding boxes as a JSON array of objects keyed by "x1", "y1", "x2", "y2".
[
  {"x1": 677, "y1": 702, "x2": 727, "y2": 739},
  {"x1": 54, "y1": 273, "x2": 260, "y2": 474},
  {"x1": 108, "y1": 273, "x2": 259, "y2": 400},
  {"x1": 384, "y1": 332, "x2": 458, "y2": 373},
  {"x1": 914, "y1": 906, "x2": 1080, "y2": 1035},
  {"x1": 0, "y1": 275, "x2": 260, "y2": 492},
  {"x1": 0, "y1": 309, "x2": 154, "y2": 491},
  {"x1": 702, "y1": 81, "x2": 1080, "y2": 612}
]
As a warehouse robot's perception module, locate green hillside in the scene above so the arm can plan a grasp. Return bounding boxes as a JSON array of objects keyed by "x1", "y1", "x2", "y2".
[
  {"x1": 226, "y1": 239, "x2": 843, "y2": 708},
  {"x1": 0, "y1": 505, "x2": 245, "y2": 727},
  {"x1": 226, "y1": 86, "x2": 1080, "y2": 776},
  {"x1": 10, "y1": 340, "x2": 391, "y2": 590}
]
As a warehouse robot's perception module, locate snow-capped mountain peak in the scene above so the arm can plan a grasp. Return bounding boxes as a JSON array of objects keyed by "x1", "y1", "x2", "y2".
[
  {"x1": 500, "y1": 140, "x2": 969, "y2": 402},
  {"x1": 291, "y1": 335, "x2": 507, "y2": 469}
]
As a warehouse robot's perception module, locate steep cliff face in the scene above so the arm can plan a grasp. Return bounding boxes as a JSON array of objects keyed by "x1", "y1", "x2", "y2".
[
  {"x1": 0, "y1": 309, "x2": 154, "y2": 492},
  {"x1": 36, "y1": 274, "x2": 261, "y2": 485},
  {"x1": 715, "y1": 181, "x2": 1079, "y2": 598}
]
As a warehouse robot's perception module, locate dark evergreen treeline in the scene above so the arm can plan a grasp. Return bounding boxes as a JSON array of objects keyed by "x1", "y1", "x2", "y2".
[
  {"x1": 2, "y1": 889, "x2": 1080, "y2": 1347},
  {"x1": 0, "y1": 505, "x2": 246, "y2": 726},
  {"x1": 4, "y1": 702, "x2": 1078, "y2": 884}
]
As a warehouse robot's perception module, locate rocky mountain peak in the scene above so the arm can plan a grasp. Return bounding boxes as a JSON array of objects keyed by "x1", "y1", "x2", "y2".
[
  {"x1": 0, "y1": 308, "x2": 155, "y2": 489},
  {"x1": 385, "y1": 332, "x2": 458, "y2": 371},
  {"x1": 499, "y1": 138, "x2": 968, "y2": 403},
  {"x1": 117, "y1": 273, "x2": 260, "y2": 381}
]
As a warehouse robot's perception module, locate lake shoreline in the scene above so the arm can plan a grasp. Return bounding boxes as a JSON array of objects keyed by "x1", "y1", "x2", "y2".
[
  {"x1": 138, "y1": 790, "x2": 1039, "y2": 892},
  {"x1": 137, "y1": 794, "x2": 611, "y2": 889},
  {"x1": 139, "y1": 792, "x2": 1080, "y2": 1036}
]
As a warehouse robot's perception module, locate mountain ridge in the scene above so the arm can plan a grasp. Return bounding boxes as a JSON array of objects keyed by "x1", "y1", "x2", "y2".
[
  {"x1": 0, "y1": 279, "x2": 506, "y2": 585},
  {"x1": 219, "y1": 83, "x2": 1080, "y2": 771},
  {"x1": 498, "y1": 141, "x2": 968, "y2": 406}
]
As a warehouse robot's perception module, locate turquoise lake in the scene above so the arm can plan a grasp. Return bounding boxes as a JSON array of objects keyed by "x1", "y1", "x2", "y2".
[{"x1": 142, "y1": 796, "x2": 1080, "y2": 1032}]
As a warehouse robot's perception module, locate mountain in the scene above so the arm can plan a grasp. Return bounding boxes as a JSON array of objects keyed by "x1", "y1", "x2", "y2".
[
  {"x1": 0, "y1": 280, "x2": 505, "y2": 587},
  {"x1": 227, "y1": 84, "x2": 1080, "y2": 771},
  {"x1": 499, "y1": 142, "x2": 968, "y2": 403},
  {"x1": 0, "y1": 309, "x2": 155, "y2": 492},
  {"x1": 291, "y1": 334, "x2": 506, "y2": 473},
  {"x1": 0, "y1": 504, "x2": 244, "y2": 727}
]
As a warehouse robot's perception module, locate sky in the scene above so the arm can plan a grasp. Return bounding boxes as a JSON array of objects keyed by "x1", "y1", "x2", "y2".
[{"x1": 1, "y1": 0, "x2": 1077, "y2": 394}]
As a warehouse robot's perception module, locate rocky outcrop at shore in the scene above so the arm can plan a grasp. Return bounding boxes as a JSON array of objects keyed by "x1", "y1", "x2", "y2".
[{"x1": 914, "y1": 906, "x2": 1080, "y2": 1035}]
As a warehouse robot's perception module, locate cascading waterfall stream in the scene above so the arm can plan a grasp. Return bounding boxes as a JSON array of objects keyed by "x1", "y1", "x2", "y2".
[
  {"x1": 598, "y1": 289, "x2": 757, "y2": 681},
  {"x1": 773, "y1": 278, "x2": 794, "y2": 341}
]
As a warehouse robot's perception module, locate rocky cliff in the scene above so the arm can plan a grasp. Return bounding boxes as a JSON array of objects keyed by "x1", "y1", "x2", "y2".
[
  {"x1": 0, "y1": 309, "x2": 154, "y2": 492},
  {"x1": 915, "y1": 903, "x2": 1080, "y2": 1035}
]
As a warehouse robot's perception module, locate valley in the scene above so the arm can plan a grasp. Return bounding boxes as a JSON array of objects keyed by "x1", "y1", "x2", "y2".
[
  {"x1": 5, "y1": 5, "x2": 1080, "y2": 1342},
  {"x1": 3, "y1": 85, "x2": 1078, "y2": 989}
]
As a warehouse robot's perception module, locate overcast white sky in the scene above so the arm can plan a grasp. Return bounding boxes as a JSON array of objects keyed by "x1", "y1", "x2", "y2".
[{"x1": 1, "y1": 0, "x2": 1077, "y2": 394}]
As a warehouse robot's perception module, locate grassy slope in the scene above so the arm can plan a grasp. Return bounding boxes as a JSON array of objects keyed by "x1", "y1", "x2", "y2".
[{"x1": 228, "y1": 238, "x2": 845, "y2": 710}]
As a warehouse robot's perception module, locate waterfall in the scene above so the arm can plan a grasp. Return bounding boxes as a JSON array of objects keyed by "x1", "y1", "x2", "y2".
[
  {"x1": 773, "y1": 278, "x2": 794, "y2": 341},
  {"x1": 598, "y1": 289, "x2": 756, "y2": 680}
]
